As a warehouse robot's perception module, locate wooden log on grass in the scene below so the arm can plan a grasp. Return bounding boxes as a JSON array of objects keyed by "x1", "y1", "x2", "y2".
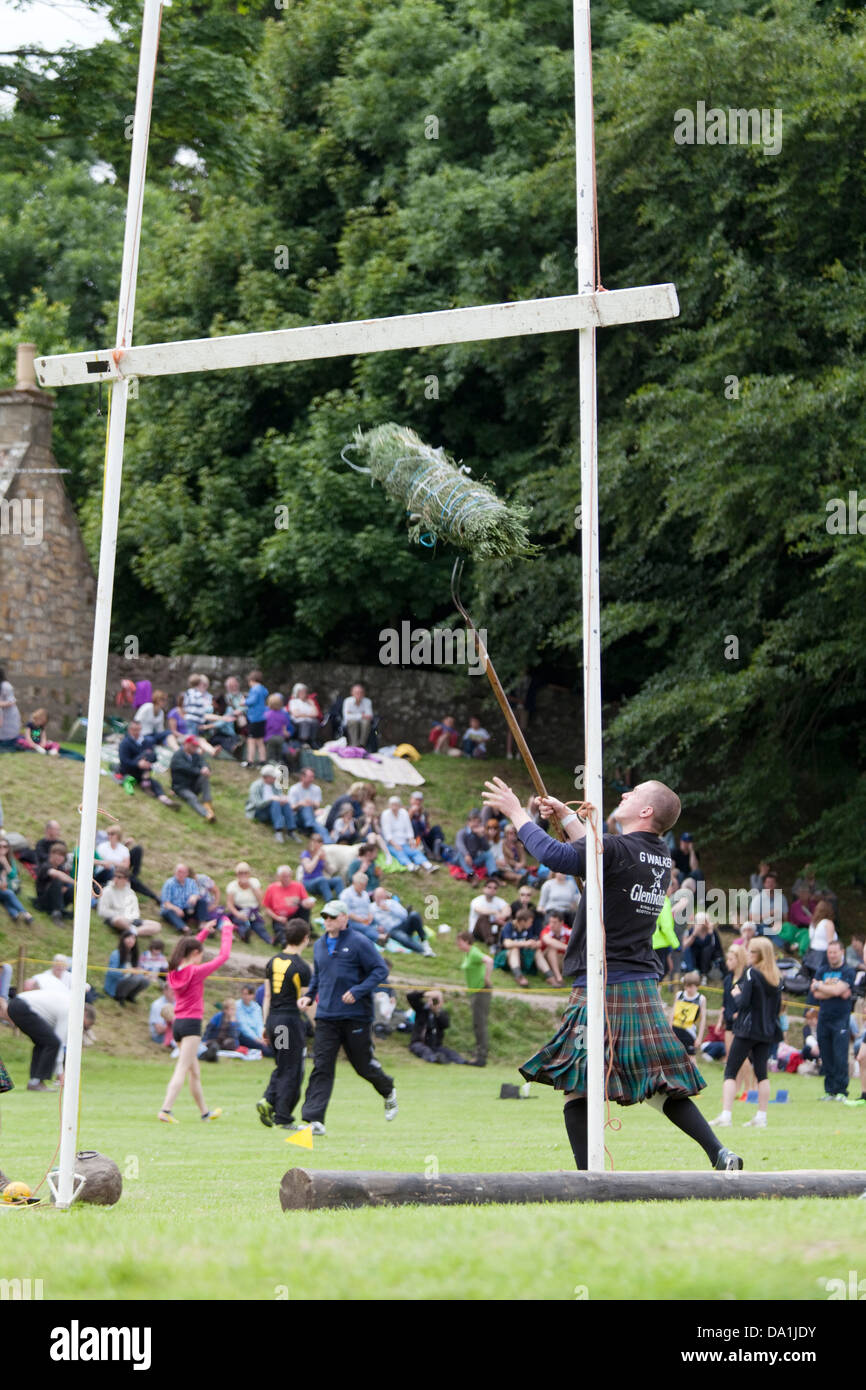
[{"x1": 280, "y1": 1168, "x2": 866, "y2": 1211}]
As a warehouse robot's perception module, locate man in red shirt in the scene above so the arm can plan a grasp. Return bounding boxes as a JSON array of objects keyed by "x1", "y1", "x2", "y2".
[{"x1": 262, "y1": 865, "x2": 316, "y2": 947}]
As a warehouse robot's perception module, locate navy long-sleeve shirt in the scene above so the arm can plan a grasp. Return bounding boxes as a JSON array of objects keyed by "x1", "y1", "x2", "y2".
[
  {"x1": 518, "y1": 821, "x2": 672, "y2": 978},
  {"x1": 305, "y1": 926, "x2": 389, "y2": 1021}
]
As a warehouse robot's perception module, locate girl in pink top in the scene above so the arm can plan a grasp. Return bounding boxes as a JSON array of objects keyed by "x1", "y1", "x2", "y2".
[{"x1": 158, "y1": 918, "x2": 233, "y2": 1124}]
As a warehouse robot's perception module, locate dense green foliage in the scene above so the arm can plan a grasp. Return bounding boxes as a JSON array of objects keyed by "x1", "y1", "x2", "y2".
[{"x1": 1, "y1": 0, "x2": 865, "y2": 875}]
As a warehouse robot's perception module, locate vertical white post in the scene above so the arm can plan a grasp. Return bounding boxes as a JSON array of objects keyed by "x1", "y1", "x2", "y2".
[
  {"x1": 55, "y1": 0, "x2": 163, "y2": 1209},
  {"x1": 573, "y1": 0, "x2": 605, "y2": 1172}
]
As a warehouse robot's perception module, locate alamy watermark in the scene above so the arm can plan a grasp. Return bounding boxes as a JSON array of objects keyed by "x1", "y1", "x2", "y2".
[
  {"x1": 379, "y1": 621, "x2": 487, "y2": 676},
  {"x1": 0, "y1": 496, "x2": 43, "y2": 545},
  {"x1": 825, "y1": 492, "x2": 866, "y2": 534},
  {"x1": 674, "y1": 102, "x2": 782, "y2": 157}
]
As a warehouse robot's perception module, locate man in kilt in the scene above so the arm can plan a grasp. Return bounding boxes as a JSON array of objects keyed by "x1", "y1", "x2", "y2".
[{"x1": 482, "y1": 777, "x2": 743, "y2": 1172}]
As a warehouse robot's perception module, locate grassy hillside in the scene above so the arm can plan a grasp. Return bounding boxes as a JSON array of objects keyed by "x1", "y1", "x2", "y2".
[{"x1": 1, "y1": 748, "x2": 861, "y2": 1060}]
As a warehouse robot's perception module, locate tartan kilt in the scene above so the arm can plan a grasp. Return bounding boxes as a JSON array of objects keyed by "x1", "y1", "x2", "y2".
[
  {"x1": 0, "y1": 1053, "x2": 13, "y2": 1094},
  {"x1": 520, "y1": 978, "x2": 705, "y2": 1106}
]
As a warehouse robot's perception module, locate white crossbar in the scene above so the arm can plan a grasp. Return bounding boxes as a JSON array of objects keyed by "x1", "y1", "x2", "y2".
[{"x1": 37, "y1": 284, "x2": 679, "y2": 387}]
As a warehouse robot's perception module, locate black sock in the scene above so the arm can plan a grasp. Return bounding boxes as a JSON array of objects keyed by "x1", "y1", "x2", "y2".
[
  {"x1": 563, "y1": 1098, "x2": 588, "y2": 1170},
  {"x1": 663, "y1": 1095, "x2": 723, "y2": 1163}
]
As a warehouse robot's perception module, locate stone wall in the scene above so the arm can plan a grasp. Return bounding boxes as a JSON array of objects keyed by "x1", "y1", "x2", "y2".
[
  {"x1": 0, "y1": 381, "x2": 97, "y2": 733},
  {"x1": 105, "y1": 651, "x2": 583, "y2": 765}
]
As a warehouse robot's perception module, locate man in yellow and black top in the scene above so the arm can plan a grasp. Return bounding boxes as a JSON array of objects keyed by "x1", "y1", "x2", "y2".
[{"x1": 256, "y1": 920, "x2": 312, "y2": 1131}]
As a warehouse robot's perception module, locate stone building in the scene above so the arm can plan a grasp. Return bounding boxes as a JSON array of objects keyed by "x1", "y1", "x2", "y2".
[{"x1": 0, "y1": 344, "x2": 97, "y2": 732}]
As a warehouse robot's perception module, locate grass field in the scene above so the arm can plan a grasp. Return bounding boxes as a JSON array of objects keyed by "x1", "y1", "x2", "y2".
[{"x1": 1, "y1": 1034, "x2": 865, "y2": 1302}]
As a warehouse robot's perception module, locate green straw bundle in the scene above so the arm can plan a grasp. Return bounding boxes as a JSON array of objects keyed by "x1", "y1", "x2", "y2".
[{"x1": 348, "y1": 422, "x2": 535, "y2": 558}]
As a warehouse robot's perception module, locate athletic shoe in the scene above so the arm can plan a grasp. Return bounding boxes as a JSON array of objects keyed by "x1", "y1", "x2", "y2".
[
  {"x1": 714, "y1": 1146, "x2": 744, "y2": 1171},
  {"x1": 843, "y1": 1097, "x2": 866, "y2": 1107},
  {"x1": 273, "y1": 831, "x2": 285, "y2": 844},
  {"x1": 384, "y1": 1089, "x2": 398, "y2": 1121},
  {"x1": 26, "y1": 1080, "x2": 57, "y2": 1092},
  {"x1": 256, "y1": 1098, "x2": 275, "y2": 1128},
  {"x1": 201, "y1": 1108, "x2": 222, "y2": 1121},
  {"x1": 290, "y1": 831, "x2": 303, "y2": 844},
  {"x1": 277, "y1": 1122, "x2": 300, "y2": 1131},
  {"x1": 818, "y1": 1093, "x2": 839, "y2": 1101},
  {"x1": 308, "y1": 1121, "x2": 326, "y2": 1136},
  {"x1": 470, "y1": 1059, "x2": 487, "y2": 1068},
  {"x1": 835, "y1": 1093, "x2": 848, "y2": 1102},
  {"x1": 421, "y1": 942, "x2": 436, "y2": 957},
  {"x1": 743, "y1": 1115, "x2": 766, "y2": 1127},
  {"x1": 157, "y1": 1111, "x2": 178, "y2": 1123},
  {"x1": 709, "y1": 1113, "x2": 731, "y2": 1127}
]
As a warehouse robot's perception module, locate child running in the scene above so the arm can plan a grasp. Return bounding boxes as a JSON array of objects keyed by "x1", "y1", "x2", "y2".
[{"x1": 158, "y1": 916, "x2": 233, "y2": 1124}]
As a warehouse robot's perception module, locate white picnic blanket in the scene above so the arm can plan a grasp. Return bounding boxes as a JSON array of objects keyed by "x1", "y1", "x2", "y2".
[{"x1": 321, "y1": 746, "x2": 425, "y2": 789}]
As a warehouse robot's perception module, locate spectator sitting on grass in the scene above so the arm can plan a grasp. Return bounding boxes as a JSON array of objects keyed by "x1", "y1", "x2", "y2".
[
  {"x1": 429, "y1": 716, "x2": 459, "y2": 754},
  {"x1": 700, "y1": 1012, "x2": 727, "y2": 1062},
  {"x1": 149, "y1": 982, "x2": 174, "y2": 1046},
  {"x1": 34, "y1": 819, "x2": 64, "y2": 866},
  {"x1": 346, "y1": 842, "x2": 381, "y2": 893},
  {"x1": 170, "y1": 737, "x2": 215, "y2": 822},
  {"x1": 136, "y1": 689, "x2": 179, "y2": 754},
  {"x1": 140, "y1": 938, "x2": 169, "y2": 979},
  {"x1": 0, "y1": 833, "x2": 33, "y2": 923},
  {"x1": 406, "y1": 989, "x2": 468, "y2": 1064},
  {"x1": 509, "y1": 884, "x2": 544, "y2": 935},
  {"x1": 538, "y1": 871, "x2": 580, "y2": 923},
  {"x1": 159, "y1": 863, "x2": 211, "y2": 935},
  {"x1": 371, "y1": 886, "x2": 434, "y2": 956},
  {"x1": 495, "y1": 907, "x2": 552, "y2": 987},
  {"x1": 331, "y1": 804, "x2": 358, "y2": 844},
  {"x1": 245, "y1": 764, "x2": 302, "y2": 845},
  {"x1": 236, "y1": 984, "x2": 273, "y2": 1055},
  {"x1": 225, "y1": 862, "x2": 270, "y2": 945},
  {"x1": 299, "y1": 834, "x2": 344, "y2": 902},
  {"x1": 408, "y1": 791, "x2": 447, "y2": 863},
  {"x1": 680, "y1": 912, "x2": 724, "y2": 980},
  {"x1": 18, "y1": 708, "x2": 61, "y2": 756},
  {"x1": 539, "y1": 909, "x2": 571, "y2": 987},
  {"x1": 381, "y1": 795, "x2": 434, "y2": 872},
  {"x1": 288, "y1": 767, "x2": 333, "y2": 842},
  {"x1": 104, "y1": 931, "x2": 150, "y2": 1006},
  {"x1": 499, "y1": 824, "x2": 528, "y2": 885},
  {"x1": 356, "y1": 800, "x2": 391, "y2": 862},
  {"x1": 264, "y1": 692, "x2": 293, "y2": 764},
  {"x1": 35, "y1": 841, "x2": 75, "y2": 922},
  {"x1": 97, "y1": 866, "x2": 160, "y2": 938},
  {"x1": 339, "y1": 872, "x2": 377, "y2": 942},
  {"x1": 262, "y1": 865, "x2": 315, "y2": 947},
  {"x1": 671, "y1": 971, "x2": 707, "y2": 1055},
  {"x1": 734, "y1": 920, "x2": 757, "y2": 949},
  {"x1": 469, "y1": 878, "x2": 511, "y2": 946},
  {"x1": 118, "y1": 721, "x2": 176, "y2": 808},
  {"x1": 203, "y1": 998, "x2": 241, "y2": 1055},
  {"x1": 461, "y1": 715, "x2": 490, "y2": 758},
  {"x1": 747, "y1": 871, "x2": 788, "y2": 937},
  {"x1": 455, "y1": 810, "x2": 498, "y2": 880}
]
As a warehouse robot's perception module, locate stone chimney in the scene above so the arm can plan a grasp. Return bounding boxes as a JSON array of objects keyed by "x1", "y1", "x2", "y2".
[
  {"x1": 0, "y1": 344, "x2": 97, "y2": 732},
  {"x1": 16, "y1": 342, "x2": 38, "y2": 391}
]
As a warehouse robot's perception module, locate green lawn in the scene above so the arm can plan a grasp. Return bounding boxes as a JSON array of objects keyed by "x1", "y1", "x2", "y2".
[{"x1": 1, "y1": 1041, "x2": 864, "y2": 1301}]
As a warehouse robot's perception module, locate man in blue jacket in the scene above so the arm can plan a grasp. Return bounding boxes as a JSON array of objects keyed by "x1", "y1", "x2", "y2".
[
  {"x1": 299, "y1": 900, "x2": 396, "y2": 1135},
  {"x1": 117, "y1": 720, "x2": 175, "y2": 807}
]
